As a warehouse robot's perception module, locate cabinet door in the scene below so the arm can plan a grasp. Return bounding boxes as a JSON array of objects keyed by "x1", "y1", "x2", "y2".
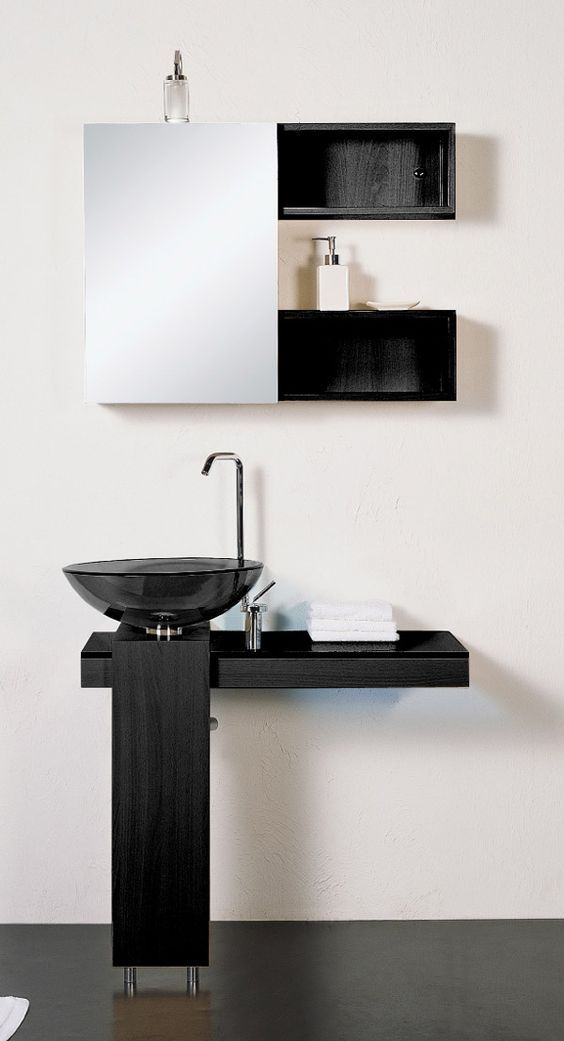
[{"x1": 84, "y1": 123, "x2": 278, "y2": 403}]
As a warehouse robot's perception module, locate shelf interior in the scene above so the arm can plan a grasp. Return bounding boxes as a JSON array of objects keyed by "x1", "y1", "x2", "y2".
[
  {"x1": 278, "y1": 310, "x2": 456, "y2": 401},
  {"x1": 278, "y1": 124, "x2": 454, "y2": 218}
]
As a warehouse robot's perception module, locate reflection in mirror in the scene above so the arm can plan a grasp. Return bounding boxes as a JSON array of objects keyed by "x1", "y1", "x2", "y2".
[
  {"x1": 84, "y1": 123, "x2": 278, "y2": 403},
  {"x1": 113, "y1": 990, "x2": 210, "y2": 1041}
]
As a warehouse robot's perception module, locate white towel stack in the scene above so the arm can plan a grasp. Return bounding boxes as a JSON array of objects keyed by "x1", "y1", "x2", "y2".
[{"x1": 307, "y1": 600, "x2": 399, "y2": 642}]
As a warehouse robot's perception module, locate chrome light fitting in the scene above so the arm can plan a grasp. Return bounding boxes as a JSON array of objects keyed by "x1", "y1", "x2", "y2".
[{"x1": 164, "y1": 49, "x2": 190, "y2": 122}]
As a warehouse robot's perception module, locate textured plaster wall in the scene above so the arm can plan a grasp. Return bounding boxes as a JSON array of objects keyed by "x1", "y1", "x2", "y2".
[{"x1": 1, "y1": 0, "x2": 563, "y2": 922}]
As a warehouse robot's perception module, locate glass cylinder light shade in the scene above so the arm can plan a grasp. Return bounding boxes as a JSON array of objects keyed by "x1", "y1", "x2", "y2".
[{"x1": 164, "y1": 77, "x2": 190, "y2": 122}]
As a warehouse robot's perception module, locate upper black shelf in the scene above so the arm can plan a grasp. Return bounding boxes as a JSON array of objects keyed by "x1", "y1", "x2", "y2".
[
  {"x1": 81, "y1": 630, "x2": 469, "y2": 690},
  {"x1": 278, "y1": 123, "x2": 455, "y2": 220}
]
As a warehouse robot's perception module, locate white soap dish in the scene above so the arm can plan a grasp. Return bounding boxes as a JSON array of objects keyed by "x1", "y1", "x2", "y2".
[{"x1": 365, "y1": 300, "x2": 421, "y2": 311}]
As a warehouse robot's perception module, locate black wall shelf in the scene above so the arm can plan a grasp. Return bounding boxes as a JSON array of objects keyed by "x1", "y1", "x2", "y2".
[
  {"x1": 278, "y1": 123, "x2": 455, "y2": 220},
  {"x1": 278, "y1": 310, "x2": 456, "y2": 401}
]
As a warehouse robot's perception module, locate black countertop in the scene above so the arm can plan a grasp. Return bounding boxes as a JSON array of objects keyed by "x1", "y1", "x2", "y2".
[{"x1": 81, "y1": 629, "x2": 469, "y2": 689}]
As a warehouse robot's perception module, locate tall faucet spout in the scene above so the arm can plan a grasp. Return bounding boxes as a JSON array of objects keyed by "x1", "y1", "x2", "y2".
[{"x1": 201, "y1": 453, "x2": 244, "y2": 565}]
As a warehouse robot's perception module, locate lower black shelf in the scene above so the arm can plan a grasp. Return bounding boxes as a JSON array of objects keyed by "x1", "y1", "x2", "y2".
[
  {"x1": 278, "y1": 310, "x2": 456, "y2": 401},
  {"x1": 81, "y1": 629, "x2": 469, "y2": 690}
]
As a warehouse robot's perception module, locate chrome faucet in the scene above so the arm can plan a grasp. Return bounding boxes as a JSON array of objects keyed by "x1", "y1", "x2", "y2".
[
  {"x1": 201, "y1": 453, "x2": 245, "y2": 565},
  {"x1": 240, "y1": 580, "x2": 276, "y2": 650}
]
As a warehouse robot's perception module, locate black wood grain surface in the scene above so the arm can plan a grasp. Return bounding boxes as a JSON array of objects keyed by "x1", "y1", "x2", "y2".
[
  {"x1": 112, "y1": 626, "x2": 210, "y2": 967},
  {"x1": 278, "y1": 310, "x2": 456, "y2": 401},
  {"x1": 82, "y1": 630, "x2": 469, "y2": 690},
  {"x1": 278, "y1": 123, "x2": 455, "y2": 219}
]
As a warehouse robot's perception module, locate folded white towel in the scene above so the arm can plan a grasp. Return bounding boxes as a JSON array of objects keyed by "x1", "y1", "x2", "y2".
[
  {"x1": 0, "y1": 997, "x2": 29, "y2": 1041},
  {"x1": 308, "y1": 626, "x2": 399, "y2": 642},
  {"x1": 307, "y1": 617, "x2": 397, "y2": 634},
  {"x1": 309, "y1": 600, "x2": 393, "y2": 622}
]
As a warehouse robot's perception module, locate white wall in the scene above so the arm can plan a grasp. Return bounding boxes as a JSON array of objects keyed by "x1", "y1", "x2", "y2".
[{"x1": 1, "y1": 0, "x2": 563, "y2": 923}]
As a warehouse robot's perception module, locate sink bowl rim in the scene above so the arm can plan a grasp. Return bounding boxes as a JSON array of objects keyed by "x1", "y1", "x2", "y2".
[{"x1": 63, "y1": 556, "x2": 263, "y2": 577}]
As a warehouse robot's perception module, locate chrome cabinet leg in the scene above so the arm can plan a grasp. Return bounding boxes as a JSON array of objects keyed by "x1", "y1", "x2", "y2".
[
  {"x1": 124, "y1": 967, "x2": 137, "y2": 993},
  {"x1": 187, "y1": 966, "x2": 199, "y2": 994}
]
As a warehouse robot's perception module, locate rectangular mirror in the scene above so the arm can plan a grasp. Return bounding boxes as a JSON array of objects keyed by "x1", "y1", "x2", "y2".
[{"x1": 84, "y1": 123, "x2": 278, "y2": 403}]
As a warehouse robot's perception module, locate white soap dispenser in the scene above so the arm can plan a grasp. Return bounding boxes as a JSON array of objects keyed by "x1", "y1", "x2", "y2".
[{"x1": 312, "y1": 236, "x2": 349, "y2": 311}]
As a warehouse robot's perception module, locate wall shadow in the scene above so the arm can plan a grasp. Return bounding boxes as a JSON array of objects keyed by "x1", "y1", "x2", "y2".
[
  {"x1": 456, "y1": 316, "x2": 498, "y2": 416},
  {"x1": 211, "y1": 592, "x2": 564, "y2": 920},
  {"x1": 397, "y1": 607, "x2": 564, "y2": 738},
  {"x1": 347, "y1": 244, "x2": 377, "y2": 308},
  {"x1": 211, "y1": 685, "x2": 318, "y2": 919},
  {"x1": 456, "y1": 135, "x2": 498, "y2": 223},
  {"x1": 251, "y1": 463, "x2": 266, "y2": 563},
  {"x1": 295, "y1": 256, "x2": 316, "y2": 310},
  {"x1": 468, "y1": 646, "x2": 564, "y2": 736}
]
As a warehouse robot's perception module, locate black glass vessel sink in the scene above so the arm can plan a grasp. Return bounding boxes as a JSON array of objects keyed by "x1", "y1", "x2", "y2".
[{"x1": 63, "y1": 557, "x2": 263, "y2": 630}]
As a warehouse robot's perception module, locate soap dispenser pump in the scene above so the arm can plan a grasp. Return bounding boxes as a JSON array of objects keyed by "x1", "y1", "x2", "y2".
[{"x1": 312, "y1": 236, "x2": 349, "y2": 311}]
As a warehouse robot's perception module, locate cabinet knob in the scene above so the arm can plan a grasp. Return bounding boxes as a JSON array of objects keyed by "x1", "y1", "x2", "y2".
[{"x1": 413, "y1": 167, "x2": 426, "y2": 179}]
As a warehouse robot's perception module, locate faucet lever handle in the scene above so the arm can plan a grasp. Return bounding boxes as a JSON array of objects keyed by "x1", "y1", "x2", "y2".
[
  {"x1": 241, "y1": 581, "x2": 275, "y2": 652},
  {"x1": 252, "y1": 580, "x2": 276, "y2": 603}
]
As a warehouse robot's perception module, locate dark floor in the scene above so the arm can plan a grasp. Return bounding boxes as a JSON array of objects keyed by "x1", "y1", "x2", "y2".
[{"x1": 1, "y1": 921, "x2": 563, "y2": 1040}]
